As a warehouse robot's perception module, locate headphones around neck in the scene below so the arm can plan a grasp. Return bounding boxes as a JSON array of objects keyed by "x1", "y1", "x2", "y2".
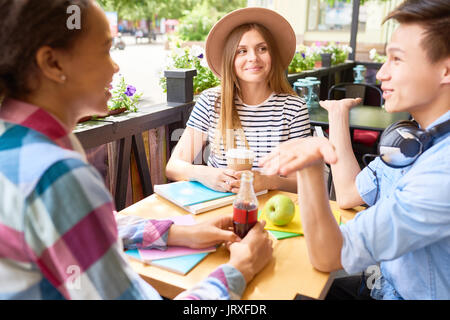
[{"x1": 377, "y1": 118, "x2": 450, "y2": 168}]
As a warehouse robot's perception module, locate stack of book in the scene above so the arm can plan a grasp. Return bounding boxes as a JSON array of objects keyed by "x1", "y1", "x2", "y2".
[
  {"x1": 125, "y1": 215, "x2": 216, "y2": 275},
  {"x1": 126, "y1": 180, "x2": 267, "y2": 274},
  {"x1": 154, "y1": 180, "x2": 267, "y2": 214}
]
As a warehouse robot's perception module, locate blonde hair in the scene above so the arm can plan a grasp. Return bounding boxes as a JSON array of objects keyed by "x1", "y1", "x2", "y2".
[{"x1": 213, "y1": 23, "x2": 295, "y2": 154}]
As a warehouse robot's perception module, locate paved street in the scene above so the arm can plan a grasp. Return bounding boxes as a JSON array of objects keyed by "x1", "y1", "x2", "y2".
[{"x1": 110, "y1": 36, "x2": 168, "y2": 105}]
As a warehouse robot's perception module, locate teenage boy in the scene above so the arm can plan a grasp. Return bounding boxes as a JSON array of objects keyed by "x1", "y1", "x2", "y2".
[{"x1": 260, "y1": 0, "x2": 450, "y2": 300}]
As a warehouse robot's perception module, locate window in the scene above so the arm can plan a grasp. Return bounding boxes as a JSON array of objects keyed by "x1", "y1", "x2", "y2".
[
  {"x1": 247, "y1": 0, "x2": 274, "y2": 9},
  {"x1": 307, "y1": 0, "x2": 367, "y2": 32}
]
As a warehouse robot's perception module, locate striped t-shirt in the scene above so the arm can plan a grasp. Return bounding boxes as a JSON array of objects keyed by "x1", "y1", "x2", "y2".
[{"x1": 186, "y1": 87, "x2": 311, "y2": 168}]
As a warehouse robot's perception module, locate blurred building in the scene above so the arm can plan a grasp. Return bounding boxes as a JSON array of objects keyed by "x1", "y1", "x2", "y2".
[
  {"x1": 164, "y1": 19, "x2": 179, "y2": 34},
  {"x1": 247, "y1": 0, "x2": 403, "y2": 61}
]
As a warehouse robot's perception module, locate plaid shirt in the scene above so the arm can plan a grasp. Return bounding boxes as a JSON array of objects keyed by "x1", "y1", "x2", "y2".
[{"x1": 0, "y1": 99, "x2": 245, "y2": 300}]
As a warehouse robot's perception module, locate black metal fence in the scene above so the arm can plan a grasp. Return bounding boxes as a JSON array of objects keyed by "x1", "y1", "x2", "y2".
[{"x1": 287, "y1": 61, "x2": 382, "y2": 101}]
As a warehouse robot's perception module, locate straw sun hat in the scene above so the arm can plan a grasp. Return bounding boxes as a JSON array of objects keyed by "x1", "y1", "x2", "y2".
[{"x1": 205, "y1": 7, "x2": 296, "y2": 78}]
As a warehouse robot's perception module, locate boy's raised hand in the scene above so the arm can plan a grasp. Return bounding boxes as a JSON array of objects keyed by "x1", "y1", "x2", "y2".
[{"x1": 259, "y1": 137, "x2": 338, "y2": 176}]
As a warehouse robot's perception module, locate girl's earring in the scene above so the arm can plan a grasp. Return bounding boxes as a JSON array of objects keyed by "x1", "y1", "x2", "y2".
[{"x1": 60, "y1": 75, "x2": 67, "y2": 82}]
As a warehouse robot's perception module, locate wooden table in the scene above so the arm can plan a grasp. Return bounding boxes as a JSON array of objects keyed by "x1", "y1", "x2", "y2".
[
  {"x1": 308, "y1": 105, "x2": 410, "y2": 132},
  {"x1": 119, "y1": 190, "x2": 363, "y2": 300}
]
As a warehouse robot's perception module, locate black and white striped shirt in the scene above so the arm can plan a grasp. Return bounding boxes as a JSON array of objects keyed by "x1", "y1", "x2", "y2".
[{"x1": 186, "y1": 87, "x2": 311, "y2": 169}]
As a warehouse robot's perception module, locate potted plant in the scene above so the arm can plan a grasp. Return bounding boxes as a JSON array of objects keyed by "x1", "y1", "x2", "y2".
[
  {"x1": 318, "y1": 42, "x2": 352, "y2": 67},
  {"x1": 78, "y1": 76, "x2": 142, "y2": 123},
  {"x1": 108, "y1": 76, "x2": 142, "y2": 114},
  {"x1": 160, "y1": 45, "x2": 220, "y2": 95},
  {"x1": 369, "y1": 48, "x2": 387, "y2": 63},
  {"x1": 288, "y1": 45, "x2": 320, "y2": 73}
]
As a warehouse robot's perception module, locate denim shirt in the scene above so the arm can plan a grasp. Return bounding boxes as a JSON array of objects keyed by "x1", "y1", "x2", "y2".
[{"x1": 340, "y1": 111, "x2": 450, "y2": 300}]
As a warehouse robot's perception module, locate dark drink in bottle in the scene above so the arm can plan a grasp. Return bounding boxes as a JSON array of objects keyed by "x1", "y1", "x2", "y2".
[
  {"x1": 233, "y1": 171, "x2": 258, "y2": 238},
  {"x1": 233, "y1": 202, "x2": 258, "y2": 238}
]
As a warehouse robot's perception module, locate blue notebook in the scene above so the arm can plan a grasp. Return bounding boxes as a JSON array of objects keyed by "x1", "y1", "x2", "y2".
[
  {"x1": 125, "y1": 249, "x2": 209, "y2": 275},
  {"x1": 154, "y1": 181, "x2": 237, "y2": 214},
  {"x1": 154, "y1": 181, "x2": 233, "y2": 206},
  {"x1": 154, "y1": 181, "x2": 267, "y2": 214}
]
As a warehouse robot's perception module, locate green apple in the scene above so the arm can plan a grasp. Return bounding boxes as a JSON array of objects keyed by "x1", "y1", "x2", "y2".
[{"x1": 263, "y1": 194, "x2": 295, "y2": 226}]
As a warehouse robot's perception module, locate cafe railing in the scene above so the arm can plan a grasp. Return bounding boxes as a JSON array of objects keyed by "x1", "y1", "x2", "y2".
[
  {"x1": 288, "y1": 61, "x2": 355, "y2": 100},
  {"x1": 74, "y1": 69, "x2": 197, "y2": 210},
  {"x1": 287, "y1": 61, "x2": 382, "y2": 100}
]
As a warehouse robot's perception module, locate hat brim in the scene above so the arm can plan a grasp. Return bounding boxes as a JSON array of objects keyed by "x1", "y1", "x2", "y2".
[{"x1": 205, "y1": 7, "x2": 296, "y2": 78}]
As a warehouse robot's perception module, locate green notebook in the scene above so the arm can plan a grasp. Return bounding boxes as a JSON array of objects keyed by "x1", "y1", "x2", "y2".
[
  {"x1": 257, "y1": 210, "x2": 302, "y2": 240},
  {"x1": 268, "y1": 230, "x2": 302, "y2": 240},
  {"x1": 258, "y1": 209, "x2": 343, "y2": 240}
]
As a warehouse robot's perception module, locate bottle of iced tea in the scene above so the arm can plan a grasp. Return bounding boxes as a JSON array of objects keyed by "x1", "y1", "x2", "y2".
[{"x1": 233, "y1": 171, "x2": 258, "y2": 238}]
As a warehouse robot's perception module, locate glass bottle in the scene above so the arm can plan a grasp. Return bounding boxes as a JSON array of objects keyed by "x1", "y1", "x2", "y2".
[{"x1": 233, "y1": 171, "x2": 258, "y2": 238}]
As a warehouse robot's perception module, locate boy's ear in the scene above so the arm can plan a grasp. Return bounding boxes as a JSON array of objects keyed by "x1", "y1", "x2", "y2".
[{"x1": 440, "y1": 57, "x2": 450, "y2": 85}]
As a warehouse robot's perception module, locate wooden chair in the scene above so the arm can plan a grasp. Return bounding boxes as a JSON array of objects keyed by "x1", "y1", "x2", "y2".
[{"x1": 328, "y1": 82, "x2": 384, "y2": 107}]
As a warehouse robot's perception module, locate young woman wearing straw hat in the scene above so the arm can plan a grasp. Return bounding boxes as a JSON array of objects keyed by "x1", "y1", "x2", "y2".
[{"x1": 166, "y1": 7, "x2": 311, "y2": 194}]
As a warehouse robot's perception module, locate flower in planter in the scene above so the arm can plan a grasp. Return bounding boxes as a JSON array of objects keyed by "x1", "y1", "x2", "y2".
[
  {"x1": 125, "y1": 85, "x2": 137, "y2": 97},
  {"x1": 190, "y1": 45, "x2": 204, "y2": 59},
  {"x1": 108, "y1": 76, "x2": 142, "y2": 113},
  {"x1": 288, "y1": 44, "x2": 321, "y2": 73},
  {"x1": 160, "y1": 44, "x2": 220, "y2": 95},
  {"x1": 77, "y1": 76, "x2": 142, "y2": 123},
  {"x1": 318, "y1": 42, "x2": 352, "y2": 65},
  {"x1": 369, "y1": 48, "x2": 387, "y2": 63}
]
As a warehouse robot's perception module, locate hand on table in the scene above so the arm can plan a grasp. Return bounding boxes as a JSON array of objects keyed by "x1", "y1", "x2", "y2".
[
  {"x1": 168, "y1": 215, "x2": 239, "y2": 249},
  {"x1": 319, "y1": 97, "x2": 362, "y2": 115},
  {"x1": 259, "y1": 137, "x2": 338, "y2": 176},
  {"x1": 197, "y1": 166, "x2": 239, "y2": 192},
  {"x1": 227, "y1": 221, "x2": 273, "y2": 284}
]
